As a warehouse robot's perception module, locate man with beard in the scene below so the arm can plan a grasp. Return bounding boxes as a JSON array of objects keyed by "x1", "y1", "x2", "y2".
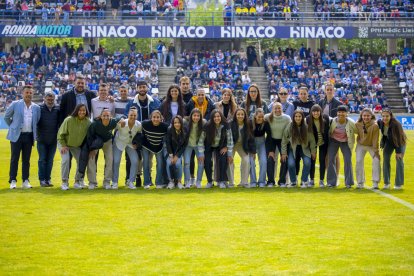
[{"x1": 60, "y1": 75, "x2": 96, "y2": 123}]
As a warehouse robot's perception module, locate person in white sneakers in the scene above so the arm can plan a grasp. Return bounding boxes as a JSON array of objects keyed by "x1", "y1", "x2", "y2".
[
  {"x1": 5, "y1": 85, "x2": 40, "y2": 189},
  {"x1": 165, "y1": 115, "x2": 187, "y2": 189},
  {"x1": 281, "y1": 110, "x2": 316, "y2": 188},
  {"x1": 57, "y1": 104, "x2": 91, "y2": 190},
  {"x1": 355, "y1": 108, "x2": 381, "y2": 189},
  {"x1": 112, "y1": 107, "x2": 142, "y2": 190}
]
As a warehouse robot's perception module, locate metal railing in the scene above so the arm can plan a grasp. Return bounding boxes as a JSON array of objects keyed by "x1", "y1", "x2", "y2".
[{"x1": 0, "y1": 10, "x2": 413, "y2": 26}]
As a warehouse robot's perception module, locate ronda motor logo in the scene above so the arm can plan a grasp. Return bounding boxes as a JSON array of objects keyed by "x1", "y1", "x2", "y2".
[{"x1": 1, "y1": 25, "x2": 72, "y2": 37}]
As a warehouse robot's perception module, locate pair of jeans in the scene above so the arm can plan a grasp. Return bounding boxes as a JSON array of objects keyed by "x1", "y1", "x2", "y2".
[
  {"x1": 37, "y1": 141, "x2": 57, "y2": 182},
  {"x1": 87, "y1": 140, "x2": 113, "y2": 185},
  {"x1": 250, "y1": 136, "x2": 267, "y2": 185},
  {"x1": 113, "y1": 145, "x2": 139, "y2": 184},
  {"x1": 309, "y1": 143, "x2": 328, "y2": 181},
  {"x1": 383, "y1": 144, "x2": 405, "y2": 187},
  {"x1": 327, "y1": 138, "x2": 354, "y2": 186},
  {"x1": 9, "y1": 132, "x2": 33, "y2": 182},
  {"x1": 183, "y1": 145, "x2": 203, "y2": 183},
  {"x1": 287, "y1": 146, "x2": 311, "y2": 184},
  {"x1": 204, "y1": 147, "x2": 228, "y2": 183},
  {"x1": 267, "y1": 138, "x2": 287, "y2": 185},
  {"x1": 166, "y1": 156, "x2": 183, "y2": 182},
  {"x1": 142, "y1": 148, "x2": 163, "y2": 185}
]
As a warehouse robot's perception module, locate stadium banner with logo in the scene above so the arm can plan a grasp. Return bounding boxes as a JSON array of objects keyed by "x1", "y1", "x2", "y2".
[
  {"x1": 0, "y1": 25, "x2": 357, "y2": 39},
  {"x1": 358, "y1": 27, "x2": 414, "y2": 38},
  {"x1": 396, "y1": 116, "x2": 414, "y2": 130}
]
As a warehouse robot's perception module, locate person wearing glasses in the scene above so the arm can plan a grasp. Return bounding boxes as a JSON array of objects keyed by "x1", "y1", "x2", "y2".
[
  {"x1": 112, "y1": 107, "x2": 142, "y2": 189},
  {"x1": 241, "y1": 84, "x2": 269, "y2": 119},
  {"x1": 355, "y1": 108, "x2": 381, "y2": 189},
  {"x1": 275, "y1": 87, "x2": 294, "y2": 118},
  {"x1": 326, "y1": 105, "x2": 357, "y2": 188},
  {"x1": 377, "y1": 108, "x2": 407, "y2": 190}
]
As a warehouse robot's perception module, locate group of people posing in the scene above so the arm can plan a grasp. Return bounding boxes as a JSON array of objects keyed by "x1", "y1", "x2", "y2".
[{"x1": 5, "y1": 76, "x2": 407, "y2": 190}]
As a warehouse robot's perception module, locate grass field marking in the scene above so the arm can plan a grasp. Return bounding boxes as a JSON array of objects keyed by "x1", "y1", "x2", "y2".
[{"x1": 370, "y1": 188, "x2": 414, "y2": 211}]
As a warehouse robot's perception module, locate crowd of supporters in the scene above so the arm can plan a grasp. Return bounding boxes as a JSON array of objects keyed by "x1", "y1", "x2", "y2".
[
  {"x1": 234, "y1": 0, "x2": 300, "y2": 20},
  {"x1": 262, "y1": 45, "x2": 405, "y2": 113},
  {"x1": 0, "y1": 41, "x2": 165, "y2": 112}
]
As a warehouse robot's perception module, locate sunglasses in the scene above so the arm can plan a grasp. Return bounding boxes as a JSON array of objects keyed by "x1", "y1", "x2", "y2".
[{"x1": 279, "y1": 93, "x2": 288, "y2": 95}]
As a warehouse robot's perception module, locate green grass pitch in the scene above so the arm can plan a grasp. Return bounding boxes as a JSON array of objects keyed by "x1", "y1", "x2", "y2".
[{"x1": 0, "y1": 130, "x2": 413, "y2": 274}]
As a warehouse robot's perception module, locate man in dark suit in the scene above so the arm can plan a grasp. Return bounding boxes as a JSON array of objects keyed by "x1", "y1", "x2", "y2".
[
  {"x1": 59, "y1": 75, "x2": 96, "y2": 123},
  {"x1": 4, "y1": 85, "x2": 41, "y2": 189}
]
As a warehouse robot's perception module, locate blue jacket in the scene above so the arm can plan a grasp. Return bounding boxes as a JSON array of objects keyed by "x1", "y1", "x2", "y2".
[
  {"x1": 124, "y1": 94, "x2": 160, "y2": 122},
  {"x1": 4, "y1": 99, "x2": 41, "y2": 143}
]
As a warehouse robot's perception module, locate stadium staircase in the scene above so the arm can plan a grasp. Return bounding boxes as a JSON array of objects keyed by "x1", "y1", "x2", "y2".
[
  {"x1": 248, "y1": 66, "x2": 269, "y2": 101},
  {"x1": 157, "y1": 67, "x2": 177, "y2": 98},
  {"x1": 382, "y1": 68, "x2": 406, "y2": 113},
  {"x1": 297, "y1": 0, "x2": 311, "y2": 13}
]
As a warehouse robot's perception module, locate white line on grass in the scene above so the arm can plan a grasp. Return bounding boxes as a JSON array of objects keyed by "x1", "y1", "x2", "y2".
[{"x1": 316, "y1": 165, "x2": 414, "y2": 211}]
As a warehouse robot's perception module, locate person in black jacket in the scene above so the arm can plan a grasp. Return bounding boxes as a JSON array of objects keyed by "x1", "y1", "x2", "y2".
[
  {"x1": 59, "y1": 75, "x2": 96, "y2": 124},
  {"x1": 377, "y1": 108, "x2": 407, "y2": 189},
  {"x1": 36, "y1": 92, "x2": 60, "y2": 187},
  {"x1": 318, "y1": 83, "x2": 342, "y2": 118},
  {"x1": 166, "y1": 115, "x2": 188, "y2": 189},
  {"x1": 306, "y1": 104, "x2": 331, "y2": 188},
  {"x1": 185, "y1": 88, "x2": 215, "y2": 121},
  {"x1": 228, "y1": 108, "x2": 255, "y2": 188}
]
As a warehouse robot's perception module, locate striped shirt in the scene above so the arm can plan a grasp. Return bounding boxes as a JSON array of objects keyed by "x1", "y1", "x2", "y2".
[{"x1": 141, "y1": 120, "x2": 168, "y2": 153}]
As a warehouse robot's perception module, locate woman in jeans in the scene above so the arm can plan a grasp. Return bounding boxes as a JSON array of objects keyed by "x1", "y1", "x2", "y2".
[
  {"x1": 57, "y1": 104, "x2": 91, "y2": 190},
  {"x1": 166, "y1": 115, "x2": 187, "y2": 189},
  {"x1": 141, "y1": 110, "x2": 169, "y2": 189},
  {"x1": 250, "y1": 108, "x2": 271, "y2": 188},
  {"x1": 112, "y1": 107, "x2": 142, "y2": 190},
  {"x1": 281, "y1": 110, "x2": 316, "y2": 188},
  {"x1": 377, "y1": 108, "x2": 407, "y2": 190},
  {"x1": 198, "y1": 109, "x2": 233, "y2": 189},
  {"x1": 183, "y1": 108, "x2": 205, "y2": 188}
]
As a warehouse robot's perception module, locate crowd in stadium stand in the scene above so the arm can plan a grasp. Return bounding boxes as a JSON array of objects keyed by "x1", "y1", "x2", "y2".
[
  {"x1": 174, "y1": 48, "x2": 250, "y2": 104},
  {"x1": 314, "y1": 0, "x2": 414, "y2": 20},
  {"x1": 0, "y1": 41, "x2": 163, "y2": 112},
  {"x1": 234, "y1": 0, "x2": 300, "y2": 20},
  {"x1": 2, "y1": 0, "x2": 186, "y2": 25},
  {"x1": 262, "y1": 45, "x2": 409, "y2": 113},
  {"x1": 393, "y1": 50, "x2": 414, "y2": 112}
]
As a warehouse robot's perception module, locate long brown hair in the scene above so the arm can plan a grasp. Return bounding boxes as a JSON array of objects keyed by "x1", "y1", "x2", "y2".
[
  {"x1": 205, "y1": 109, "x2": 227, "y2": 145},
  {"x1": 161, "y1": 84, "x2": 185, "y2": 119},
  {"x1": 381, "y1": 109, "x2": 407, "y2": 147},
  {"x1": 221, "y1": 88, "x2": 237, "y2": 114},
  {"x1": 357, "y1": 108, "x2": 376, "y2": 123},
  {"x1": 232, "y1": 107, "x2": 252, "y2": 137},
  {"x1": 245, "y1": 84, "x2": 263, "y2": 112},
  {"x1": 71, "y1": 103, "x2": 89, "y2": 118},
  {"x1": 252, "y1": 108, "x2": 265, "y2": 130},
  {"x1": 188, "y1": 108, "x2": 203, "y2": 140},
  {"x1": 308, "y1": 104, "x2": 325, "y2": 134},
  {"x1": 291, "y1": 110, "x2": 308, "y2": 145}
]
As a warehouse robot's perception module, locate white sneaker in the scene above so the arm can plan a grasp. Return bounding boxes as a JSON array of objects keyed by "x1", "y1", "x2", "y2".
[
  {"x1": 195, "y1": 181, "x2": 202, "y2": 189},
  {"x1": 22, "y1": 180, "x2": 32, "y2": 189},
  {"x1": 249, "y1": 183, "x2": 256, "y2": 188},
  {"x1": 319, "y1": 180, "x2": 325, "y2": 188},
  {"x1": 61, "y1": 183, "x2": 69, "y2": 190},
  {"x1": 205, "y1": 182, "x2": 213, "y2": 188},
  {"x1": 144, "y1": 185, "x2": 151, "y2": 189},
  {"x1": 127, "y1": 181, "x2": 136, "y2": 189},
  {"x1": 190, "y1": 178, "x2": 196, "y2": 186},
  {"x1": 177, "y1": 183, "x2": 184, "y2": 189},
  {"x1": 371, "y1": 182, "x2": 379, "y2": 190},
  {"x1": 267, "y1": 183, "x2": 274, "y2": 188},
  {"x1": 356, "y1": 183, "x2": 364, "y2": 189},
  {"x1": 156, "y1": 185, "x2": 165, "y2": 189},
  {"x1": 259, "y1": 183, "x2": 266, "y2": 188},
  {"x1": 279, "y1": 183, "x2": 287, "y2": 188},
  {"x1": 308, "y1": 180, "x2": 315, "y2": 187},
  {"x1": 104, "y1": 183, "x2": 112, "y2": 190},
  {"x1": 79, "y1": 180, "x2": 87, "y2": 189},
  {"x1": 89, "y1": 183, "x2": 97, "y2": 190},
  {"x1": 394, "y1": 185, "x2": 403, "y2": 190},
  {"x1": 10, "y1": 180, "x2": 17, "y2": 189},
  {"x1": 288, "y1": 183, "x2": 297, "y2": 188},
  {"x1": 112, "y1": 183, "x2": 118, "y2": 190},
  {"x1": 227, "y1": 183, "x2": 235, "y2": 188},
  {"x1": 300, "y1": 182, "x2": 308, "y2": 188},
  {"x1": 219, "y1": 182, "x2": 227, "y2": 189},
  {"x1": 184, "y1": 182, "x2": 192, "y2": 189},
  {"x1": 73, "y1": 182, "x2": 82, "y2": 189},
  {"x1": 167, "y1": 182, "x2": 175, "y2": 189},
  {"x1": 383, "y1": 184, "x2": 390, "y2": 190}
]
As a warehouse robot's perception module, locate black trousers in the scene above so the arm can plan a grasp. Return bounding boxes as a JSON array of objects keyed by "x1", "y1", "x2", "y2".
[
  {"x1": 9, "y1": 132, "x2": 33, "y2": 182},
  {"x1": 204, "y1": 147, "x2": 228, "y2": 183},
  {"x1": 267, "y1": 139, "x2": 288, "y2": 185},
  {"x1": 309, "y1": 144, "x2": 329, "y2": 181}
]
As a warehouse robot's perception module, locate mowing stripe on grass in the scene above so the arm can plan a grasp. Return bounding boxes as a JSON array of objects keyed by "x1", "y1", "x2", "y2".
[{"x1": 370, "y1": 189, "x2": 414, "y2": 211}]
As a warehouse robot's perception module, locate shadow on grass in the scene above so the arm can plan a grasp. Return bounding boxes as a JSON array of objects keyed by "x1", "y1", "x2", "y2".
[{"x1": 0, "y1": 186, "x2": 396, "y2": 196}]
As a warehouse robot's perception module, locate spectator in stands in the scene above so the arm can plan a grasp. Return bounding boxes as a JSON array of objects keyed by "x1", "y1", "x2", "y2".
[
  {"x1": 36, "y1": 92, "x2": 60, "y2": 187},
  {"x1": 112, "y1": 0, "x2": 120, "y2": 19},
  {"x1": 62, "y1": 1, "x2": 71, "y2": 24},
  {"x1": 5, "y1": 85, "x2": 40, "y2": 189}
]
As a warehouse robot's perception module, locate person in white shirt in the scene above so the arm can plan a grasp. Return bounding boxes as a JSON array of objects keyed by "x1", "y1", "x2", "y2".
[{"x1": 91, "y1": 83, "x2": 115, "y2": 119}]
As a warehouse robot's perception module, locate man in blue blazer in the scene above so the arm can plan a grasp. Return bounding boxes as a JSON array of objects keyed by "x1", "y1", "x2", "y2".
[{"x1": 4, "y1": 85, "x2": 41, "y2": 189}]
